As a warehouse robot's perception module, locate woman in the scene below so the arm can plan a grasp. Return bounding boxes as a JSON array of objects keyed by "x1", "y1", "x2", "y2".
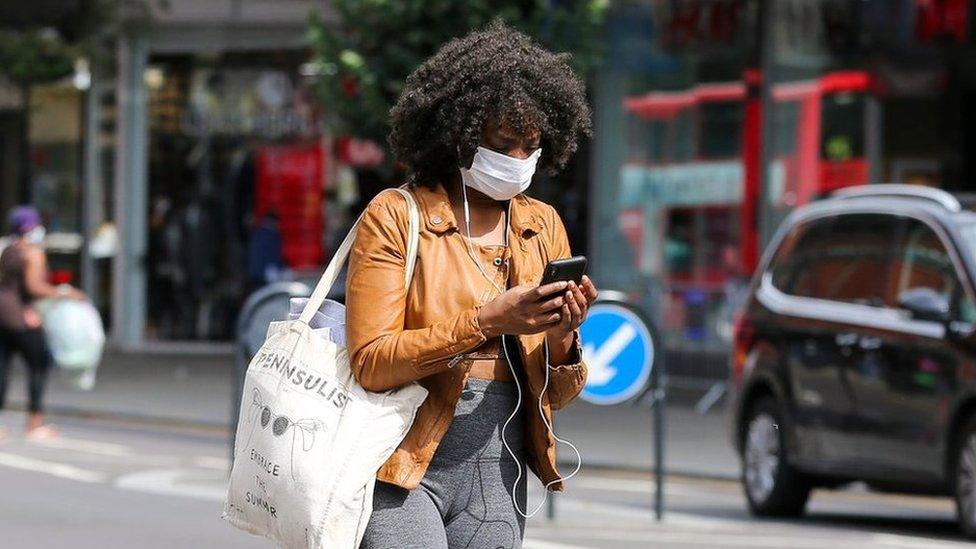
[
  {"x1": 347, "y1": 23, "x2": 598, "y2": 549},
  {"x1": 0, "y1": 206, "x2": 85, "y2": 440}
]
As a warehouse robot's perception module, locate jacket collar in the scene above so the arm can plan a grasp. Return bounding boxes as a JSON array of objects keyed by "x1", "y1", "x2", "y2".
[{"x1": 412, "y1": 182, "x2": 544, "y2": 237}]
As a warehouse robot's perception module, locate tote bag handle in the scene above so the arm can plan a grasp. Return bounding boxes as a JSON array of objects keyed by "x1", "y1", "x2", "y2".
[{"x1": 299, "y1": 186, "x2": 420, "y2": 325}]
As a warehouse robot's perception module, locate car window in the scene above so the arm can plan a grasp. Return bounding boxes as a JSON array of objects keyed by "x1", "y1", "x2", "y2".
[
  {"x1": 771, "y1": 213, "x2": 900, "y2": 307},
  {"x1": 770, "y1": 217, "x2": 832, "y2": 294},
  {"x1": 894, "y1": 219, "x2": 974, "y2": 321},
  {"x1": 954, "y1": 222, "x2": 976, "y2": 323}
]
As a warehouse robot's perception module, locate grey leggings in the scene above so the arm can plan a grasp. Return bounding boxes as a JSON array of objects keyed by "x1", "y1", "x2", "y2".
[{"x1": 361, "y1": 378, "x2": 528, "y2": 549}]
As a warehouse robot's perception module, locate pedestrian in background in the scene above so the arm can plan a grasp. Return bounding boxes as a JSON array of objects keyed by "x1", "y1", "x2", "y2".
[
  {"x1": 348, "y1": 22, "x2": 597, "y2": 548},
  {"x1": 0, "y1": 206, "x2": 85, "y2": 441}
]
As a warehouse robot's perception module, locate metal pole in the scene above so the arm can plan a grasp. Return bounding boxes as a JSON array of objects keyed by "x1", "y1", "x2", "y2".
[
  {"x1": 112, "y1": 30, "x2": 149, "y2": 347},
  {"x1": 757, "y1": 0, "x2": 776, "y2": 247},
  {"x1": 547, "y1": 492, "x2": 556, "y2": 520},
  {"x1": 653, "y1": 353, "x2": 665, "y2": 521},
  {"x1": 865, "y1": 95, "x2": 884, "y2": 184}
]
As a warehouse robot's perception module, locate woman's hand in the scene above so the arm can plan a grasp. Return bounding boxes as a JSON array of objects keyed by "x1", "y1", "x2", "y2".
[
  {"x1": 545, "y1": 276, "x2": 598, "y2": 364},
  {"x1": 477, "y1": 281, "x2": 571, "y2": 338}
]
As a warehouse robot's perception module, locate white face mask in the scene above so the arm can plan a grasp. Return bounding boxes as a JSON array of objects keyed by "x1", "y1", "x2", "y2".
[
  {"x1": 459, "y1": 146, "x2": 542, "y2": 201},
  {"x1": 24, "y1": 226, "x2": 45, "y2": 245}
]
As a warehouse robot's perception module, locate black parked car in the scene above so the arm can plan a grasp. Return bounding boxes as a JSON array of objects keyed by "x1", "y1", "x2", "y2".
[{"x1": 730, "y1": 185, "x2": 976, "y2": 536}]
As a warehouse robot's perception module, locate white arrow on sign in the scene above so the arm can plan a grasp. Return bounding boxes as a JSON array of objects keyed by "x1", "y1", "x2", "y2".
[{"x1": 583, "y1": 322, "x2": 638, "y2": 386}]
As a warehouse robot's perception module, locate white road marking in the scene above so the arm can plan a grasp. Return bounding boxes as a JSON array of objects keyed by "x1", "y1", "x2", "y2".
[
  {"x1": 29, "y1": 436, "x2": 132, "y2": 456},
  {"x1": 566, "y1": 476, "x2": 731, "y2": 498},
  {"x1": 530, "y1": 527, "x2": 970, "y2": 548},
  {"x1": 545, "y1": 496, "x2": 656, "y2": 522},
  {"x1": 114, "y1": 468, "x2": 226, "y2": 501},
  {"x1": 872, "y1": 533, "x2": 975, "y2": 548},
  {"x1": 662, "y1": 512, "x2": 754, "y2": 531},
  {"x1": 523, "y1": 540, "x2": 588, "y2": 549},
  {"x1": 0, "y1": 452, "x2": 108, "y2": 483},
  {"x1": 583, "y1": 323, "x2": 637, "y2": 386},
  {"x1": 193, "y1": 455, "x2": 230, "y2": 470},
  {"x1": 567, "y1": 476, "x2": 654, "y2": 493}
]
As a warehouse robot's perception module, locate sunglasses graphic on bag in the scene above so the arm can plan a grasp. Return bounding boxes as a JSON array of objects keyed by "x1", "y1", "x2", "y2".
[{"x1": 240, "y1": 389, "x2": 326, "y2": 480}]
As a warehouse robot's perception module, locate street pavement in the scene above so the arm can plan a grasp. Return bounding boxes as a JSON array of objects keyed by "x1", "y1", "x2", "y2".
[
  {"x1": 0, "y1": 411, "x2": 971, "y2": 548},
  {"x1": 1, "y1": 350, "x2": 739, "y2": 478}
]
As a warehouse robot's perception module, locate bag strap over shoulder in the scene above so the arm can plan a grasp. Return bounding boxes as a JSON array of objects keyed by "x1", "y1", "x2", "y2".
[{"x1": 299, "y1": 185, "x2": 419, "y2": 325}]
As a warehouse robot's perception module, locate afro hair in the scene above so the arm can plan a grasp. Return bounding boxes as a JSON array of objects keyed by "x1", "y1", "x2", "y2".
[{"x1": 388, "y1": 21, "x2": 592, "y2": 188}]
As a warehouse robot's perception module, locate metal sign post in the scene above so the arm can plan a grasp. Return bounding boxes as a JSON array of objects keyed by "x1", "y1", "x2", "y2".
[
  {"x1": 578, "y1": 291, "x2": 665, "y2": 521},
  {"x1": 651, "y1": 342, "x2": 665, "y2": 521}
]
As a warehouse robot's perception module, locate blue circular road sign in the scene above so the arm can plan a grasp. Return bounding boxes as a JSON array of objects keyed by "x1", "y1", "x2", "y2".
[{"x1": 579, "y1": 303, "x2": 655, "y2": 405}]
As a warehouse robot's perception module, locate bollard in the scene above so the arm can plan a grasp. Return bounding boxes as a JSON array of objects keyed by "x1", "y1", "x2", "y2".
[{"x1": 230, "y1": 281, "x2": 312, "y2": 463}]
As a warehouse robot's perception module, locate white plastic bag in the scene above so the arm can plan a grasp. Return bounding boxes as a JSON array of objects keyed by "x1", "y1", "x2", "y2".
[
  {"x1": 224, "y1": 188, "x2": 426, "y2": 548},
  {"x1": 36, "y1": 298, "x2": 105, "y2": 390}
]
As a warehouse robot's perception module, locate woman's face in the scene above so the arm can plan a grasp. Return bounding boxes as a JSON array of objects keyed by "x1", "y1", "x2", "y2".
[{"x1": 480, "y1": 116, "x2": 540, "y2": 160}]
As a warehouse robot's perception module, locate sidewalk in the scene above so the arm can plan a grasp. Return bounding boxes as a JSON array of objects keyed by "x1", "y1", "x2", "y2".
[{"x1": 2, "y1": 350, "x2": 739, "y2": 479}]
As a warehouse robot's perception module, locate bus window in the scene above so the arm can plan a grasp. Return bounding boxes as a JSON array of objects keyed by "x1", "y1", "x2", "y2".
[
  {"x1": 625, "y1": 116, "x2": 669, "y2": 164},
  {"x1": 672, "y1": 110, "x2": 695, "y2": 162},
  {"x1": 821, "y1": 92, "x2": 864, "y2": 161},
  {"x1": 702, "y1": 206, "x2": 740, "y2": 278},
  {"x1": 700, "y1": 103, "x2": 743, "y2": 159},
  {"x1": 665, "y1": 208, "x2": 694, "y2": 278}
]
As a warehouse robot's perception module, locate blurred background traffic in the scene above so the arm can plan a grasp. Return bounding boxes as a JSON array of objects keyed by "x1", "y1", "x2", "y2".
[{"x1": 1, "y1": 0, "x2": 975, "y2": 548}]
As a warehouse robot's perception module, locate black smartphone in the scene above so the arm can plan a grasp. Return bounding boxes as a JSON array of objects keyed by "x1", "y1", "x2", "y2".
[{"x1": 539, "y1": 256, "x2": 588, "y2": 287}]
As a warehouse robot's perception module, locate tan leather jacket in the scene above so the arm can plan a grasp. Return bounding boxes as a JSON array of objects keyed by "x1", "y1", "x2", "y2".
[{"x1": 346, "y1": 183, "x2": 587, "y2": 491}]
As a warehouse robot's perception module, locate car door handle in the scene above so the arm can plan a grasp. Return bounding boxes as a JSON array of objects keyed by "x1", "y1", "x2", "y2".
[
  {"x1": 859, "y1": 336, "x2": 882, "y2": 350},
  {"x1": 835, "y1": 333, "x2": 859, "y2": 347}
]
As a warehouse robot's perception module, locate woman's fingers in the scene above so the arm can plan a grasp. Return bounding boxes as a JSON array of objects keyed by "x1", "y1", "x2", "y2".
[
  {"x1": 566, "y1": 285, "x2": 584, "y2": 326},
  {"x1": 570, "y1": 282, "x2": 587, "y2": 309},
  {"x1": 537, "y1": 293, "x2": 566, "y2": 312},
  {"x1": 534, "y1": 281, "x2": 569, "y2": 300},
  {"x1": 581, "y1": 275, "x2": 599, "y2": 303},
  {"x1": 538, "y1": 310, "x2": 563, "y2": 326}
]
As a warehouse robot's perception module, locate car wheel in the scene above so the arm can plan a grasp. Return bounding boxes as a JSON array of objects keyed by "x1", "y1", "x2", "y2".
[
  {"x1": 741, "y1": 396, "x2": 811, "y2": 517},
  {"x1": 954, "y1": 416, "x2": 976, "y2": 537}
]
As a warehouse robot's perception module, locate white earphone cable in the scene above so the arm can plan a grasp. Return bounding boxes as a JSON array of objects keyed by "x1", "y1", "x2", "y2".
[
  {"x1": 500, "y1": 335, "x2": 583, "y2": 518},
  {"x1": 459, "y1": 183, "x2": 583, "y2": 519}
]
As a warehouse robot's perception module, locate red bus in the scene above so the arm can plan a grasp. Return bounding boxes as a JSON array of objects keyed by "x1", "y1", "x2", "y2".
[{"x1": 620, "y1": 70, "x2": 871, "y2": 342}]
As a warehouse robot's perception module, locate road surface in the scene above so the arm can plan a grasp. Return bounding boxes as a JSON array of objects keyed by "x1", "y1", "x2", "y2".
[{"x1": 0, "y1": 412, "x2": 967, "y2": 549}]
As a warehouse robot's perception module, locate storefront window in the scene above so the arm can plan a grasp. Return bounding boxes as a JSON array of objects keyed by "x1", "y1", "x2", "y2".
[
  {"x1": 145, "y1": 53, "x2": 326, "y2": 341},
  {"x1": 29, "y1": 83, "x2": 84, "y2": 285}
]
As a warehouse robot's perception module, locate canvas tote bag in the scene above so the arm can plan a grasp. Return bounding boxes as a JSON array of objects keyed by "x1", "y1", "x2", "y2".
[{"x1": 224, "y1": 187, "x2": 427, "y2": 548}]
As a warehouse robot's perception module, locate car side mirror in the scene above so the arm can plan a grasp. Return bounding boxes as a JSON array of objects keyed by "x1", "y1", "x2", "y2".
[{"x1": 897, "y1": 287, "x2": 950, "y2": 322}]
